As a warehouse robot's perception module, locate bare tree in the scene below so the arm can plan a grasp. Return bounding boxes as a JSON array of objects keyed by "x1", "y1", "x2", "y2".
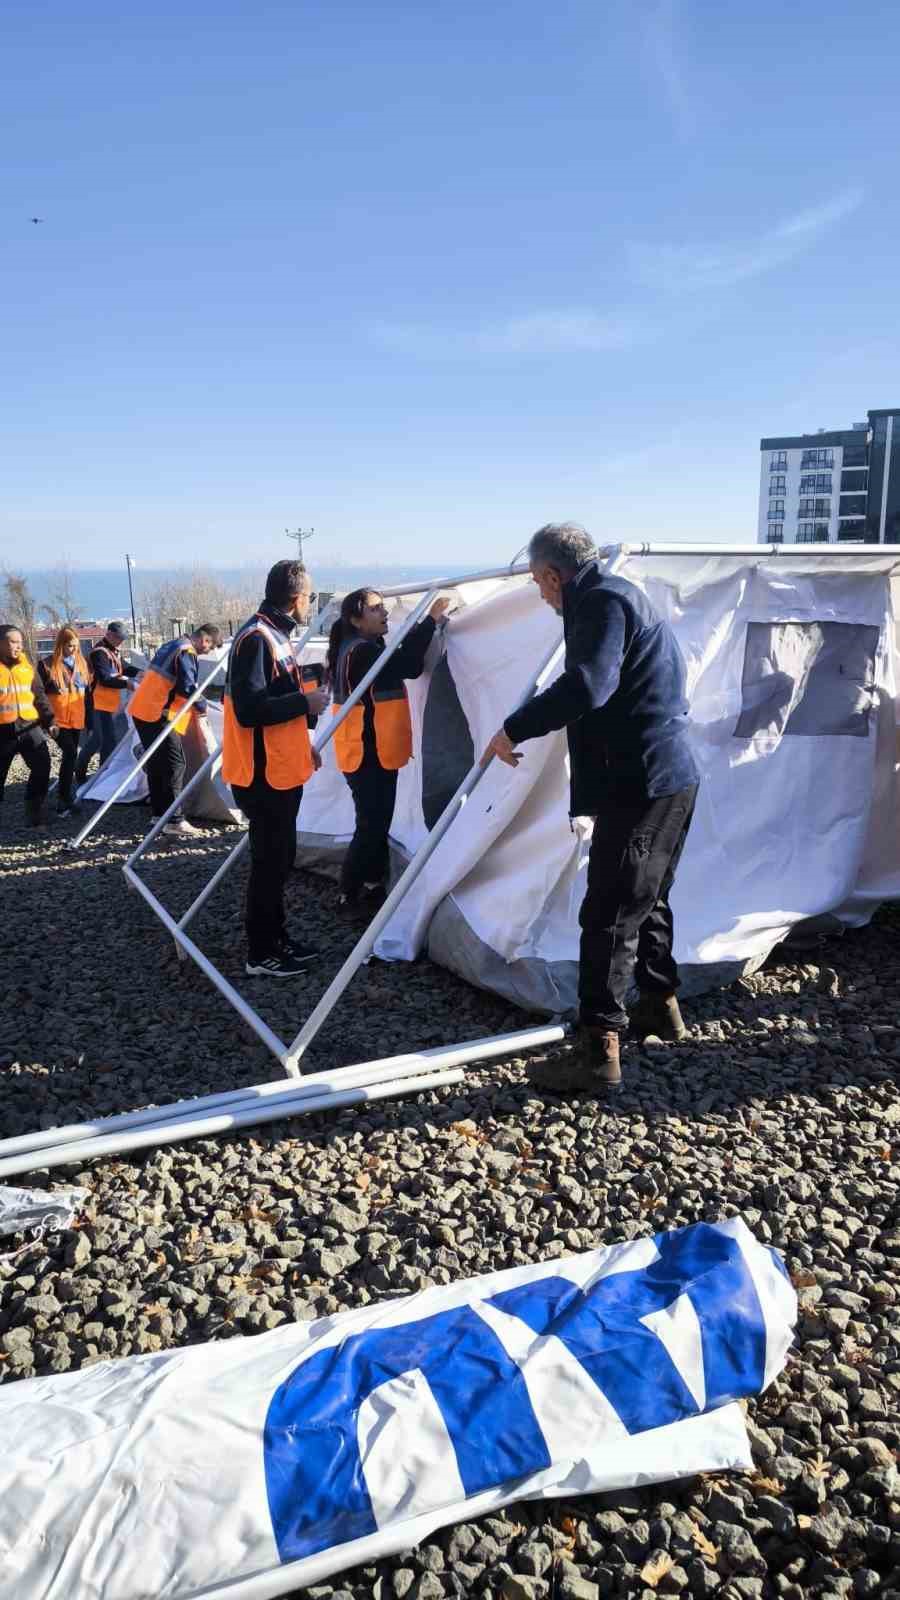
[
  {"x1": 40, "y1": 562, "x2": 81, "y2": 628},
  {"x1": 2, "y1": 569, "x2": 39, "y2": 661},
  {"x1": 136, "y1": 568, "x2": 265, "y2": 649}
]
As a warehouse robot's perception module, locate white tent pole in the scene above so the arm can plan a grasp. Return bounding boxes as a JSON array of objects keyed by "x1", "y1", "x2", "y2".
[
  {"x1": 0, "y1": 1068, "x2": 465, "y2": 1179},
  {"x1": 67, "y1": 653, "x2": 229, "y2": 849},
  {"x1": 620, "y1": 541, "x2": 900, "y2": 558},
  {"x1": 283, "y1": 633, "x2": 567, "y2": 1072},
  {"x1": 123, "y1": 860, "x2": 292, "y2": 1060},
  {"x1": 172, "y1": 587, "x2": 441, "y2": 940},
  {"x1": 0, "y1": 1022, "x2": 565, "y2": 1160},
  {"x1": 122, "y1": 749, "x2": 223, "y2": 871}
]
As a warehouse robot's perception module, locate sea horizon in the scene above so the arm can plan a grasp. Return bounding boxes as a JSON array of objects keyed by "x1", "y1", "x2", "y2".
[{"x1": 17, "y1": 562, "x2": 485, "y2": 623}]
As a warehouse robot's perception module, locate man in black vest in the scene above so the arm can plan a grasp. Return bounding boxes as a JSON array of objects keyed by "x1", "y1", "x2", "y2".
[{"x1": 486, "y1": 523, "x2": 699, "y2": 1094}]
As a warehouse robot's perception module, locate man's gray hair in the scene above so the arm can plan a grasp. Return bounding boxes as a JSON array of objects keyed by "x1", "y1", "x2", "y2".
[{"x1": 527, "y1": 522, "x2": 596, "y2": 574}]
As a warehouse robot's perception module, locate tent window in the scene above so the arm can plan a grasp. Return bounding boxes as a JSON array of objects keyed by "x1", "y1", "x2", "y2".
[
  {"x1": 734, "y1": 620, "x2": 878, "y2": 739},
  {"x1": 420, "y1": 653, "x2": 475, "y2": 827}
]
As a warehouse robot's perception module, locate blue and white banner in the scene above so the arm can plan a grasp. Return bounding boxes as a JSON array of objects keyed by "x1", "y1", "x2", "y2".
[{"x1": 0, "y1": 1219, "x2": 795, "y2": 1600}]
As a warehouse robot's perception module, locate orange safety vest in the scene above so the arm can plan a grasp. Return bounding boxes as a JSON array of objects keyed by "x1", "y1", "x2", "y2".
[
  {"x1": 0, "y1": 657, "x2": 39, "y2": 726},
  {"x1": 129, "y1": 636, "x2": 198, "y2": 735},
  {"x1": 43, "y1": 658, "x2": 88, "y2": 730},
  {"x1": 91, "y1": 643, "x2": 126, "y2": 712},
  {"x1": 331, "y1": 638, "x2": 413, "y2": 774},
  {"x1": 221, "y1": 615, "x2": 317, "y2": 791}
]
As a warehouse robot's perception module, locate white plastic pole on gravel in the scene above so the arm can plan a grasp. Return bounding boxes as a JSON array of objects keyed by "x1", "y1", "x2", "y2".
[
  {"x1": 67, "y1": 654, "x2": 229, "y2": 849},
  {"x1": 172, "y1": 586, "x2": 441, "y2": 941},
  {"x1": 0, "y1": 1022, "x2": 565, "y2": 1161},
  {"x1": 0, "y1": 1068, "x2": 465, "y2": 1179},
  {"x1": 282, "y1": 631, "x2": 567, "y2": 1073}
]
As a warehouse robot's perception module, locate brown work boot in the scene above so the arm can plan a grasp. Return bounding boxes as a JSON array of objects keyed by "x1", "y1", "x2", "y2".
[
  {"x1": 629, "y1": 991, "x2": 688, "y2": 1042},
  {"x1": 527, "y1": 1026, "x2": 622, "y2": 1095}
]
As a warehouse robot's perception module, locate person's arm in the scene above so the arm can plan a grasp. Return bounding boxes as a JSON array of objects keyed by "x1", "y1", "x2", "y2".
[
  {"x1": 392, "y1": 616, "x2": 437, "y2": 681},
  {"x1": 31, "y1": 669, "x2": 55, "y2": 729},
  {"x1": 174, "y1": 647, "x2": 206, "y2": 714},
  {"x1": 503, "y1": 593, "x2": 627, "y2": 745},
  {"x1": 230, "y1": 633, "x2": 309, "y2": 728},
  {"x1": 90, "y1": 648, "x2": 131, "y2": 691},
  {"x1": 124, "y1": 661, "x2": 141, "y2": 680}
]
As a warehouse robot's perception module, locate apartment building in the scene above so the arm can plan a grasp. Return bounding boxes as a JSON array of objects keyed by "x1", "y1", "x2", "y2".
[{"x1": 758, "y1": 408, "x2": 900, "y2": 545}]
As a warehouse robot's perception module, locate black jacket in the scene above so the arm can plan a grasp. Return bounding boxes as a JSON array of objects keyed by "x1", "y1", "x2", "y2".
[
  {"x1": 337, "y1": 617, "x2": 436, "y2": 769},
  {"x1": 229, "y1": 601, "x2": 320, "y2": 784},
  {"x1": 504, "y1": 561, "x2": 699, "y2": 812}
]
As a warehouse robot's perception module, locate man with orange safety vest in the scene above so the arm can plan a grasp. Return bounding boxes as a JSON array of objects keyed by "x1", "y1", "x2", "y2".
[
  {"x1": 87, "y1": 621, "x2": 140, "y2": 766},
  {"x1": 222, "y1": 560, "x2": 329, "y2": 979},
  {"x1": 0, "y1": 624, "x2": 58, "y2": 828},
  {"x1": 130, "y1": 623, "x2": 223, "y2": 838}
]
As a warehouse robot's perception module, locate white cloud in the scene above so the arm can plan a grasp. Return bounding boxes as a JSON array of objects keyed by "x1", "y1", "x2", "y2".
[
  {"x1": 642, "y1": 0, "x2": 696, "y2": 140},
  {"x1": 632, "y1": 188, "x2": 865, "y2": 291},
  {"x1": 371, "y1": 309, "x2": 650, "y2": 358}
]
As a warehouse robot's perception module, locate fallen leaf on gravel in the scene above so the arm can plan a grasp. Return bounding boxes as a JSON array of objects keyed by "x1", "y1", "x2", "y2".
[
  {"x1": 797, "y1": 1514, "x2": 812, "y2": 1529},
  {"x1": 559, "y1": 1516, "x2": 578, "y2": 1536},
  {"x1": 691, "y1": 1527, "x2": 719, "y2": 1563},
  {"x1": 641, "y1": 1551, "x2": 675, "y2": 1586},
  {"x1": 791, "y1": 1269, "x2": 817, "y2": 1288},
  {"x1": 750, "y1": 1474, "x2": 784, "y2": 1495},
  {"x1": 355, "y1": 1172, "x2": 370, "y2": 1191},
  {"x1": 808, "y1": 1453, "x2": 830, "y2": 1480}
]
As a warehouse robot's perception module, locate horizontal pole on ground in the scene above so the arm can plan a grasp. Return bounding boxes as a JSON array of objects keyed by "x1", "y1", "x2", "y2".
[
  {"x1": 0, "y1": 1068, "x2": 465, "y2": 1178},
  {"x1": 0, "y1": 1023, "x2": 565, "y2": 1159}
]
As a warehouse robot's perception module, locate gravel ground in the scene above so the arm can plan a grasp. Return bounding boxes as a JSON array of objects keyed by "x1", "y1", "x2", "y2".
[{"x1": 2, "y1": 761, "x2": 900, "y2": 1600}]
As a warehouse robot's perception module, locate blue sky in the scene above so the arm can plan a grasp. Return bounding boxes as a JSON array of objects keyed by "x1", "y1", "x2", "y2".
[{"x1": 2, "y1": 0, "x2": 898, "y2": 569}]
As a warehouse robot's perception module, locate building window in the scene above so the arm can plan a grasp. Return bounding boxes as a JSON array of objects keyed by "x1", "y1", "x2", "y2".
[
  {"x1": 814, "y1": 498, "x2": 830, "y2": 518},
  {"x1": 768, "y1": 501, "x2": 785, "y2": 518},
  {"x1": 769, "y1": 524, "x2": 784, "y2": 543},
  {"x1": 815, "y1": 523, "x2": 829, "y2": 541},
  {"x1": 840, "y1": 494, "x2": 867, "y2": 517},
  {"x1": 770, "y1": 475, "x2": 787, "y2": 494},
  {"x1": 816, "y1": 474, "x2": 832, "y2": 493},
  {"x1": 799, "y1": 499, "x2": 814, "y2": 516},
  {"x1": 770, "y1": 452, "x2": 788, "y2": 470},
  {"x1": 800, "y1": 473, "x2": 833, "y2": 494},
  {"x1": 838, "y1": 520, "x2": 865, "y2": 541},
  {"x1": 841, "y1": 468, "x2": 868, "y2": 493},
  {"x1": 842, "y1": 445, "x2": 868, "y2": 468},
  {"x1": 796, "y1": 522, "x2": 828, "y2": 542},
  {"x1": 801, "y1": 448, "x2": 834, "y2": 469}
]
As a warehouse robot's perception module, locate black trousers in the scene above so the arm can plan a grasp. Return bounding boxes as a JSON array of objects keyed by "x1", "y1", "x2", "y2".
[
  {"x1": 135, "y1": 715, "x2": 186, "y2": 819},
  {"x1": 231, "y1": 779, "x2": 303, "y2": 960},
  {"x1": 579, "y1": 784, "x2": 698, "y2": 1032},
  {"x1": 55, "y1": 728, "x2": 81, "y2": 807},
  {"x1": 0, "y1": 725, "x2": 51, "y2": 818},
  {"x1": 340, "y1": 764, "x2": 398, "y2": 898}
]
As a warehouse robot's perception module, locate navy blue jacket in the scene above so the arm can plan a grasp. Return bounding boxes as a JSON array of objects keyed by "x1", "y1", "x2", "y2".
[
  {"x1": 504, "y1": 561, "x2": 699, "y2": 811},
  {"x1": 337, "y1": 617, "x2": 436, "y2": 770}
]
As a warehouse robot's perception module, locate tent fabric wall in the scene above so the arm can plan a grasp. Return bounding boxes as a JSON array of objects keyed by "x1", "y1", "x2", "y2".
[{"x1": 296, "y1": 551, "x2": 900, "y2": 1013}]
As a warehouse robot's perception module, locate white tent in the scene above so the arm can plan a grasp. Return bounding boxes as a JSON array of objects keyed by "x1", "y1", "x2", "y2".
[{"x1": 295, "y1": 546, "x2": 900, "y2": 1011}]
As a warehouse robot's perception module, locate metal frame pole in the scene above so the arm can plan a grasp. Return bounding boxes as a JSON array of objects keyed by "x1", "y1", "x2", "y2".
[
  {"x1": 68, "y1": 653, "x2": 229, "y2": 849},
  {"x1": 171, "y1": 587, "x2": 440, "y2": 940},
  {"x1": 0, "y1": 1068, "x2": 465, "y2": 1180},
  {"x1": 282, "y1": 632, "x2": 566, "y2": 1072},
  {"x1": 0, "y1": 1024, "x2": 565, "y2": 1161}
]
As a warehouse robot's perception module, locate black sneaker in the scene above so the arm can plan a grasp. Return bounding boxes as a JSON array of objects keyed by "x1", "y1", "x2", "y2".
[
  {"x1": 276, "y1": 936, "x2": 316, "y2": 965},
  {"x1": 245, "y1": 952, "x2": 310, "y2": 978}
]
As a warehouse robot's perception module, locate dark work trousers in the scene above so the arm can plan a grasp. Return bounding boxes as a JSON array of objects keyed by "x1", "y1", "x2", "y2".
[
  {"x1": 0, "y1": 725, "x2": 52, "y2": 819},
  {"x1": 340, "y1": 763, "x2": 399, "y2": 898},
  {"x1": 134, "y1": 715, "x2": 186, "y2": 819},
  {"x1": 96, "y1": 708, "x2": 125, "y2": 765},
  {"x1": 231, "y1": 778, "x2": 303, "y2": 961},
  {"x1": 579, "y1": 784, "x2": 698, "y2": 1032},
  {"x1": 75, "y1": 723, "x2": 100, "y2": 784},
  {"x1": 55, "y1": 728, "x2": 81, "y2": 808}
]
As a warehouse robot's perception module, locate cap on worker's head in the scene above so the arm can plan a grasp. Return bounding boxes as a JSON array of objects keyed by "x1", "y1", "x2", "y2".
[{"x1": 107, "y1": 620, "x2": 129, "y2": 638}]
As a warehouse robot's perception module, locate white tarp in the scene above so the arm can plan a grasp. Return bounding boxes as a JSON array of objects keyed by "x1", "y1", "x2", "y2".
[
  {"x1": 295, "y1": 549, "x2": 900, "y2": 1008},
  {"x1": 0, "y1": 1219, "x2": 796, "y2": 1600},
  {"x1": 76, "y1": 703, "x2": 241, "y2": 823},
  {"x1": 0, "y1": 1185, "x2": 87, "y2": 1241}
]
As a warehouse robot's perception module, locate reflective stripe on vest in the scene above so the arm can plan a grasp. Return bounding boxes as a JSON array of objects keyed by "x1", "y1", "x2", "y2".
[
  {"x1": 331, "y1": 641, "x2": 412, "y2": 774},
  {"x1": 130, "y1": 637, "x2": 197, "y2": 734},
  {"x1": 221, "y1": 616, "x2": 315, "y2": 791},
  {"x1": 91, "y1": 645, "x2": 124, "y2": 712},
  {"x1": 0, "y1": 658, "x2": 39, "y2": 725},
  {"x1": 44, "y1": 660, "x2": 87, "y2": 730}
]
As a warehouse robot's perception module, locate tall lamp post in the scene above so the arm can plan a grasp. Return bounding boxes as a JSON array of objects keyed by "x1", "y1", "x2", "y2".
[
  {"x1": 125, "y1": 554, "x2": 140, "y2": 652},
  {"x1": 285, "y1": 526, "x2": 315, "y2": 565}
]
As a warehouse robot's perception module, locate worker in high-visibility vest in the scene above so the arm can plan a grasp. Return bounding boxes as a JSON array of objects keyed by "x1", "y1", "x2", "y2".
[
  {"x1": 0, "y1": 623, "x2": 58, "y2": 828},
  {"x1": 222, "y1": 560, "x2": 329, "y2": 979},
  {"x1": 326, "y1": 587, "x2": 449, "y2": 913},
  {"x1": 87, "y1": 621, "x2": 140, "y2": 765},
  {"x1": 37, "y1": 624, "x2": 90, "y2": 818},
  {"x1": 130, "y1": 623, "x2": 222, "y2": 837}
]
